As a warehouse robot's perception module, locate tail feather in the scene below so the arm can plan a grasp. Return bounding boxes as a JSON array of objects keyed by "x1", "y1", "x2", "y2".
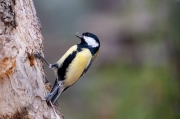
[
  {"x1": 51, "y1": 89, "x2": 61, "y2": 104},
  {"x1": 51, "y1": 79, "x2": 59, "y2": 93}
]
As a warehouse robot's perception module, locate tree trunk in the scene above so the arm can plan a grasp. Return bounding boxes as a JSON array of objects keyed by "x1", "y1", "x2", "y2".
[{"x1": 0, "y1": 0, "x2": 64, "y2": 119}]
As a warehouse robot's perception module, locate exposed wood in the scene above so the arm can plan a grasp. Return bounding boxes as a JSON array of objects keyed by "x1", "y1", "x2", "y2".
[{"x1": 0, "y1": 0, "x2": 64, "y2": 118}]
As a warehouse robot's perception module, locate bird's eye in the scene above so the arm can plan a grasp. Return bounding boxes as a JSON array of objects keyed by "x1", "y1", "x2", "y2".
[{"x1": 83, "y1": 33, "x2": 90, "y2": 37}]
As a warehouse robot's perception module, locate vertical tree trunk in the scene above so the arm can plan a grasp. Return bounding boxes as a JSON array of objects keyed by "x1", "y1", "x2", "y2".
[{"x1": 0, "y1": 0, "x2": 64, "y2": 118}]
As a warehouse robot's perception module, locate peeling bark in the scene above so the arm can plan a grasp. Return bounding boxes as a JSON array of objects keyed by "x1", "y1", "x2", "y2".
[{"x1": 0, "y1": 0, "x2": 64, "y2": 119}]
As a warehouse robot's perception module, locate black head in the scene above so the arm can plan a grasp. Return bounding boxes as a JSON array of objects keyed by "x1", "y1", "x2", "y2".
[{"x1": 76, "y1": 32, "x2": 100, "y2": 48}]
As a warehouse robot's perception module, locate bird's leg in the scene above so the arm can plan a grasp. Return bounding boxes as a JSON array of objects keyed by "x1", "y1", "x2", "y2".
[
  {"x1": 35, "y1": 52, "x2": 51, "y2": 67},
  {"x1": 45, "y1": 84, "x2": 60, "y2": 101},
  {"x1": 34, "y1": 52, "x2": 58, "y2": 69}
]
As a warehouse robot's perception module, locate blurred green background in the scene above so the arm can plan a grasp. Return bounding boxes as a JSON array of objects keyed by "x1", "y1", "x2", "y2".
[{"x1": 34, "y1": 0, "x2": 180, "y2": 119}]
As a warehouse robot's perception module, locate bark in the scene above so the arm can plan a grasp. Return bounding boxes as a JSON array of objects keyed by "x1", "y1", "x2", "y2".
[{"x1": 0, "y1": 0, "x2": 64, "y2": 119}]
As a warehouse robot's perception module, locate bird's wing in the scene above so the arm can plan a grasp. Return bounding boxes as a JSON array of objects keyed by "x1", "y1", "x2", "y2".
[{"x1": 57, "y1": 45, "x2": 78, "y2": 67}]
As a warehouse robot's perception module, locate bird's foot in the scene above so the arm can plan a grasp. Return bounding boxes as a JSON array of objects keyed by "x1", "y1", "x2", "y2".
[
  {"x1": 34, "y1": 52, "x2": 44, "y2": 59},
  {"x1": 45, "y1": 76, "x2": 50, "y2": 83},
  {"x1": 45, "y1": 92, "x2": 52, "y2": 101}
]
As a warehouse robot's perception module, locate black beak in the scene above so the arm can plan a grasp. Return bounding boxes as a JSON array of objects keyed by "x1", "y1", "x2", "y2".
[{"x1": 75, "y1": 33, "x2": 83, "y2": 39}]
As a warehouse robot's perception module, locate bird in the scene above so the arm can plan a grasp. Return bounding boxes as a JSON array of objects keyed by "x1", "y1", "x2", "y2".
[{"x1": 35, "y1": 32, "x2": 100, "y2": 105}]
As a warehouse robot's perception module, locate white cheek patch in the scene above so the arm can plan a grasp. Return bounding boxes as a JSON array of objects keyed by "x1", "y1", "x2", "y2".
[{"x1": 83, "y1": 36, "x2": 99, "y2": 48}]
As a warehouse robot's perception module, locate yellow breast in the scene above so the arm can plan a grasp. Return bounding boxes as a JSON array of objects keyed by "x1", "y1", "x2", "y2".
[{"x1": 64, "y1": 48, "x2": 92, "y2": 86}]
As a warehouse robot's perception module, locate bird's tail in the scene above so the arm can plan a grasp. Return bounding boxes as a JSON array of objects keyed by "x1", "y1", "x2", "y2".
[{"x1": 45, "y1": 79, "x2": 64, "y2": 105}]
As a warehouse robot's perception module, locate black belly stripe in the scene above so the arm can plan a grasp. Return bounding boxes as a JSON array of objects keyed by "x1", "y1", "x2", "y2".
[{"x1": 58, "y1": 46, "x2": 82, "y2": 81}]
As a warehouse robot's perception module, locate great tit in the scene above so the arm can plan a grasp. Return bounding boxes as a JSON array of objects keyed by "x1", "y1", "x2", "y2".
[{"x1": 36, "y1": 32, "x2": 100, "y2": 105}]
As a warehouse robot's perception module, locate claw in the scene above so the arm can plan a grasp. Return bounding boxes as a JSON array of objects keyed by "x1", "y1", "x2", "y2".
[
  {"x1": 45, "y1": 76, "x2": 50, "y2": 83},
  {"x1": 34, "y1": 52, "x2": 44, "y2": 59}
]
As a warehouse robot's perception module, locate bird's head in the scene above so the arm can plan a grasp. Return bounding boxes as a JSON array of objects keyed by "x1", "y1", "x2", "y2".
[{"x1": 76, "y1": 32, "x2": 100, "y2": 48}]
